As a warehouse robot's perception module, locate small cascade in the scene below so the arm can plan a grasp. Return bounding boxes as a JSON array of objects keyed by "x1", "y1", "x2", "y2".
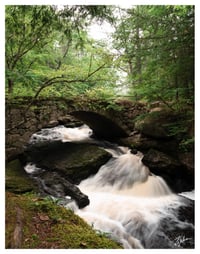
[
  {"x1": 29, "y1": 124, "x2": 93, "y2": 144},
  {"x1": 24, "y1": 124, "x2": 194, "y2": 249}
]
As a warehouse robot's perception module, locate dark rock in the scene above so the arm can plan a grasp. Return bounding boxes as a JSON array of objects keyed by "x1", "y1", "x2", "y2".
[
  {"x1": 177, "y1": 196, "x2": 194, "y2": 224},
  {"x1": 178, "y1": 152, "x2": 194, "y2": 176},
  {"x1": 159, "y1": 196, "x2": 194, "y2": 248},
  {"x1": 119, "y1": 133, "x2": 179, "y2": 155},
  {"x1": 37, "y1": 171, "x2": 89, "y2": 209},
  {"x1": 24, "y1": 142, "x2": 111, "y2": 184},
  {"x1": 142, "y1": 149, "x2": 194, "y2": 192},
  {"x1": 165, "y1": 196, "x2": 194, "y2": 248},
  {"x1": 142, "y1": 148, "x2": 181, "y2": 171}
]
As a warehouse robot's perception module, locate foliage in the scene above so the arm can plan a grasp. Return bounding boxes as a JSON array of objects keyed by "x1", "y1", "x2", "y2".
[
  {"x1": 113, "y1": 5, "x2": 194, "y2": 109},
  {"x1": 84, "y1": 86, "x2": 116, "y2": 100},
  {"x1": 5, "y1": 5, "x2": 117, "y2": 99},
  {"x1": 179, "y1": 137, "x2": 194, "y2": 152},
  {"x1": 5, "y1": 5, "x2": 194, "y2": 113}
]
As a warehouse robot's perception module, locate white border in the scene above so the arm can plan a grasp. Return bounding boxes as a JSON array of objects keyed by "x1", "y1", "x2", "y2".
[
  {"x1": 1, "y1": 1, "x2": 199, "y2": 254},
  {"x1": 0, "y1": 0, "x2": 198, "y2": 5}
]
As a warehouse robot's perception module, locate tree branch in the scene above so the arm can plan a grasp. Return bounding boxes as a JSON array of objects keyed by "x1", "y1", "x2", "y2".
[
  {"x1": 87, "y1": 63, "x2": 107, "y2": 79},
  {"x1": 6, "y1": 61, "x2": 109, "y2": 133}
]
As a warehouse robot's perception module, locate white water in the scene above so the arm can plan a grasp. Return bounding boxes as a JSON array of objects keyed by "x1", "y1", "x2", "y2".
[
  {"x1": 26, "y1": 124, "x2": 194, "y2": 249},
  {"x1": 79, "y1": 148, "x2": 172, "y2": 197},
  {"x1": 65, "y1": 148, "x2": 193, "y2": 248},
  {"x1": 179, "y1": 190, "x2": 195, "y2": 200},
  {"x1": 29, "y1": 124, "x2": 93, "y2": 144},
  {"x1": 24, "y1": 162, "x2": 42, "y2": 174}
]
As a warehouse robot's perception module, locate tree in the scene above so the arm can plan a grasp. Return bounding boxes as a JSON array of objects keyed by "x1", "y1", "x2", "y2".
[
  {"x1": 5, "y1": 5, "x2": 115, "y2": 97},
  {"x1": 6, "y1": 6, "x2": 57, "y2": 94},
  {"x1": 113, "y1": 5, "x2": 194, "y2": 106}
]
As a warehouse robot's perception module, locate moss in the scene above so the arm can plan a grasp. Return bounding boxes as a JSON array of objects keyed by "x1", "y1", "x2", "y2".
[
  {"x1": 5, "y1": 192, "x2": 122, "y2": 249},
  {"x1": 28, "y1": 143, "x2": 111, "y2": 183},
  {"x1": 6, "y1": 159, "x2": 37, "y2": 193}
]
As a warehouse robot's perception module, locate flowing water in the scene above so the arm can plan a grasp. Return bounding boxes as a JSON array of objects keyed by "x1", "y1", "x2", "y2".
[
  {"x1": 29, "y1": 124, "x2": 93, "y2": 143},
  {"x1": 25, "y1": 125, "x2": 194, "y2": 249}
]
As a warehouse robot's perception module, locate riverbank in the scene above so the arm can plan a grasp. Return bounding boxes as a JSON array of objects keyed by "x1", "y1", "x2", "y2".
[{"x1": 6, "y1": 192, "x2": 122, "y2": 249}]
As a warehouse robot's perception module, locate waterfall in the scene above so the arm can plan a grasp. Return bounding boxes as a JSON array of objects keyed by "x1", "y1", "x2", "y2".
[
  {"x1": 72, "y1": 147, "x2": 193, "y2": 248},
  {"x1": 25, "y1": 124, "x2": 194, "y2": 249},
  {"x1": 78, "y1": 148, "x2": 172, "y2": 197}
]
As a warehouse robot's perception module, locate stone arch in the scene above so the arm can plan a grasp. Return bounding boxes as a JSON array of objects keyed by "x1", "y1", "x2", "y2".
[{"x1": 6, "y1": 99, "x2": 130, "y2": 160}]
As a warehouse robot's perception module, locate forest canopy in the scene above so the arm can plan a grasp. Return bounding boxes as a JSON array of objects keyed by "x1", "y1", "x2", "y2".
[{"x1": 5, "y1": 5, "x2": 194, "y2": 108}]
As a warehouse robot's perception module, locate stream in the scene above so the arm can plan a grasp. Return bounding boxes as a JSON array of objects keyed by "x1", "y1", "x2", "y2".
[{"x1": 24, "y1": 124, "x2": 194, "y2": 249}]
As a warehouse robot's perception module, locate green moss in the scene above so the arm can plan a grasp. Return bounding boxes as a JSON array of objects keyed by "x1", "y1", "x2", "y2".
[
  {"x1": 6, "y1": 159, "x2": 36, "y2": 193},
  {"x1": 5, "y1": 192, "x2": 122, "y2": 249}
]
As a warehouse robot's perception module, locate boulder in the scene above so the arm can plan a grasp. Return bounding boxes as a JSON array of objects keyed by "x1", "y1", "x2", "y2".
[
  {"x1": 6, "y1": 149, "x2": 92, "y2": 209},
  {"x1": 142, "y1": 149, "x2": 194, "y2": 192},
  {"x1": 36, "y1": 171, "x2": 89, "y2": 208},
  {"x1": 142, "y1": 149, "x2": 181, "y2": 171},
  {"x1": 24, "y1": 142, "x2": 111, "y2": 184},
  {"x1": 134, "y1": 110, "x2": 180, "y2": 139},
  {"x1": 119, "y1": 133, "x2": 178, "y2": 155}
]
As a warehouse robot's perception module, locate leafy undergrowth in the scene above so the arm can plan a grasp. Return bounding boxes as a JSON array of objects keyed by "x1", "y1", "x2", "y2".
[{"x1": 5, "y1": 192, "x2": 122, "y2": 249}]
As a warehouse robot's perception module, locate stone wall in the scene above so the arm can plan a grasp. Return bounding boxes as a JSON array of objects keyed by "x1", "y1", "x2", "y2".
[{"x1": 6, "y1": 98, "x2": 72, "y2": 160}]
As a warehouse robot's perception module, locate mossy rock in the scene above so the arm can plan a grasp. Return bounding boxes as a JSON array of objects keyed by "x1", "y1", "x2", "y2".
[
  {"x1": 6, "y1": 192, "x2": 122, "y2": 249},
  {"x1": 6, "y1": 159, "x2": 37, "y2": 193},
  {"x1": 25, "y1": 142, "x2": 111, "y2": 183},
  {"x1": 134, "y1": 110, "x2": 180, "y2": 139}
]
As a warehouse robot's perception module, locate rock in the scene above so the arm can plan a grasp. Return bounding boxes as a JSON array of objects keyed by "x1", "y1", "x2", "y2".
[
  {"x1": 119, "y1": 133, "x2": 179, "y2": 155},
  {"x1": 6, "y1": 148, "x2": 19, "y2": 162},
  {"x1": 177, "y1": 196, "x2": 194, "y2": 224},
  {"x1": 44, "y1": 120, "x2": 59, "y2": 128},
  {"x1": 6, "y1": 159, "x2": 37, "y2": 193},
  {"x1": 24, "y1": 142, "x2": 111, "y2": 184},
  {"x1": 142, "y1": 149, "x2": 194, "y2": 192},
  {"x1": 37, "y1": 171, "x2": 89, "y2": 209},
  {"x1": 58, "y1": 115, "x2": 83, "y2": 127},
  {"x1": 134, "y1": 110, "x2": 179, "y2": 139},
  {"x1": 142, "y1": 148, "x2": 181, "y2": 171},
  {"x1": 178, "y1": 152, "x2": 194, "y2": 175},
  {"x1": 158, "y1": 196, "x2": 194, "y2": 248}
]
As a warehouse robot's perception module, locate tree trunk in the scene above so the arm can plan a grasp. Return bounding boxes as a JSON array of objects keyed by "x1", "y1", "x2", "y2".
[
  {"x1": 135, "y1": 26, "x2": 142, "y2": 85},
  {"x1": 8, "y1": 79, "x2": 14, "y2": 95}
]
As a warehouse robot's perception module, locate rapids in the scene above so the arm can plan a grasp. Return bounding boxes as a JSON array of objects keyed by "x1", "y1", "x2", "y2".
[
  {"x1": 29, "y1": 124, "x2": 93, "y2": 144},
  {"x1": 26, "y1": 124, "x2": 194, "y2": 249}
]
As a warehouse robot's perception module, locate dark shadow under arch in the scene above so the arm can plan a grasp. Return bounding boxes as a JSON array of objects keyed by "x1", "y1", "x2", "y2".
[{"x1": 70, "y1": 111, "x2": 128, "y2": 140}]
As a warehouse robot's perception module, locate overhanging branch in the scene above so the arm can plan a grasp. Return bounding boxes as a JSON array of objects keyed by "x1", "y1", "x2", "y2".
[{"x1": 6, "y1": 63, "x2": 108, "y2": 133}]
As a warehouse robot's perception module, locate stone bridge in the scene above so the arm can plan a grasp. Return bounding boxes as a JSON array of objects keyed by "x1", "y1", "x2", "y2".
[{"x1": 6, "y1": 97, "x2": 147, "y2": 161}]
